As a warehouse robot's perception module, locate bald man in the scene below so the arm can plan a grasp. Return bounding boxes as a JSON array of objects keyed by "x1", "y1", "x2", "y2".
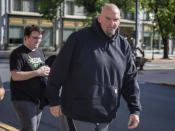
[{"x1": 46, "y1": 3, "x2": 141, "y2": 131}]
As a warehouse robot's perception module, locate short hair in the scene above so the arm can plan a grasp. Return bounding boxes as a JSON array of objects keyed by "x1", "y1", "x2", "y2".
[
  {"x1": 101, "y1": 3, "x2": 120, "y2": 14},
  {"x1": 24, "y1": 25, "x2": 44, "y2": 37}
]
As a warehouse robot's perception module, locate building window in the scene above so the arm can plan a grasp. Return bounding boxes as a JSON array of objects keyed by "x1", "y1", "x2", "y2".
[
  {"x1": 143, "y1": 12, "x2": 149, "y2": 21},
  {"x1": 65, "y1": 1, "x2": 74, "y2": 15},
  {"x1": 13, "y1": 0, "x2": 22, "y2": 11},
  {"x1": 8, "y1": 16, "x2": 54, "y2": 48},
  {"x1": 9, "y1": 26, "x2": 24, "y2": 45},
  {"x1": 13, "y1": 0, "x2": 38, "y2": 12},
  {"x1": 143, "y1": 32, "x2": 151, "y2": 50},
  {"x1": 120, "y1": 10, "x2": 125, "y2": 19},
  {"x1": 40, "y1": 28, "x2": 53, "y2": 47},
  {"x1": 23, "y1": 0, "x2": 36, "y2": 12},
  {"x1": 126, "y1": 13, "x2": 134, "y2": 20},
  {"x1": 63, "y1": 29, "x2": 75, "y2": 41},
  {"x1": 9, "y1": 26, "x2": 53, "y2": 47},
  {"x1": 74, "y1": 6, "x2": 85, "y2": 16}
]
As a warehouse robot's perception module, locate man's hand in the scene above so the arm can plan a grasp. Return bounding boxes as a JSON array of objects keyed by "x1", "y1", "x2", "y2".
[
  {"x1": 37, "y1": 66, "x2": 50, "y2": 77},
  {"x1": 50, "y1": 105, "x2": 62, "y2": 117},
  {"x1": 128, "y1": 114, "x2": 140, "y2": 129},
  {"x1": 0, "y1": 88, "x2": 5, "y2": 101}
]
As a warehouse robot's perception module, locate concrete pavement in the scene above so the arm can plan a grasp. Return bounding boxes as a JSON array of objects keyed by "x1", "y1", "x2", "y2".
[
  {"x1": 138, "y1": 51, "x2": 175, "y2": 87},
  {"x1": 138, "y1": 67, "x2": 175, "y2": 87}
]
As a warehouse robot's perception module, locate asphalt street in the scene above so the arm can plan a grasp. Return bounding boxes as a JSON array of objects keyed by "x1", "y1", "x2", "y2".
[
  {"x1": 0, "y1": 59, "x2": 175, "y2": 131},
  {"x1": 1, "y1": 83, "x2": 175, "y2": 131}
]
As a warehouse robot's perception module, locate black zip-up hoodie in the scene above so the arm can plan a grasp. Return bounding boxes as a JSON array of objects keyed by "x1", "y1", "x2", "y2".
[{"x1": 46, "y1": 18, "x2": 141, "y2": 123}]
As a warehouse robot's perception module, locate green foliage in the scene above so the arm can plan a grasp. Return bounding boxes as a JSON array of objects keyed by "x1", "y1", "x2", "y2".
[
  {"x1": 35, "y1": 0, "x2": 137, "y2": 20},
  {"x1": 75, "y1": 0, "x2": 137, "y2": 18},
  {"x1": 74, "y1": 0, "x2": 137, "y2": 24},
  {"x1": 140, "y1": 0, "x2": 175, "y2": 58},
  {"x1": 110, "y1": 0, "x2": 136, "y2": 17},
  {"x1": 35, "y1": 0, "x2": 175, "y2": 58},
  {"x1": 35, "y1": 0, "x2": 64, "y2": 21},
  {"x1": 74, "y1": 0, "x2": 107, "y2": 25},
  {"x1": 75, "y1": 0, "x2": 108, "y2": 22},
  {"x1": 140, "y1": 0, "x2": 175, "y2": 38},
  {"x1": 75, "y1": 0, "x2": 107, "y2": 14}
]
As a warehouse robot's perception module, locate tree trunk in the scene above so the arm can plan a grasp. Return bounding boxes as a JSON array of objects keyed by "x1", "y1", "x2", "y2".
[{"x1": 162, "y1": 37, "x2": 169, "y2": 59}]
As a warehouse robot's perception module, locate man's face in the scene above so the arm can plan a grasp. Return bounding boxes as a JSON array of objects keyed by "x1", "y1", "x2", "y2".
[
  {"x1": 98, "y1": 8, "x2": 120, "y2": 37},
  {"x1": 25, "y1": 31, "x2": 42, "y2": 50}
]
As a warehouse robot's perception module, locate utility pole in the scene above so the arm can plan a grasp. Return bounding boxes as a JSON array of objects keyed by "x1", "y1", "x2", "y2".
[
  {"x1": 135, "y1": 0, "x2": 139, "y2": 47},
  {"x1": 152, "y1": 23, "x2": 156, "y2": 60},
  {"x1": 57, "y1": 2, "x2": 65, "y2": 50}
]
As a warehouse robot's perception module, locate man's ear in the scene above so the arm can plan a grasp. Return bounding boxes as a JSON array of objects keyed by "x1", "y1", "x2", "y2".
[
  {"x1": 97, "y1": 15, "x2": 101, "y2": 23},
  {"x1": 24, "y1": 35, "x2": 29, "y2": 41}
]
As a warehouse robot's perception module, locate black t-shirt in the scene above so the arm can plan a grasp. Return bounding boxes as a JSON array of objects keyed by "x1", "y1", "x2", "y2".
[{"x1": 10, "y1": 45, "x2": 45, "y2": 102}]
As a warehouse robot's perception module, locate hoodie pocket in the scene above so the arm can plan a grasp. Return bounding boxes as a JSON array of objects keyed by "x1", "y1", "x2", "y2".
[{"x1": 72, "y1": 83, "x2": 118, "y2": 119}]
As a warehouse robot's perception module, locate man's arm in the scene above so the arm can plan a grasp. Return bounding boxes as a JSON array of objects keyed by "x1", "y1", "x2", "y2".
[
  {"x1": 46, "y1": 32, "x2": 77, "y2": 108},
  {"x1": 122, "y1": 39, "x2": 141, "y2": 129},
  {"x1": 11, "y1": 65, "x2": 50, "y2": 81}
]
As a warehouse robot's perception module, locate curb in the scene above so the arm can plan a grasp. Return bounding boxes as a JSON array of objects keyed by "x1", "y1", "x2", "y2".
[
  {"x1": 0, "y1": 51, "x2": 11, "y2": 59},
  {"x1": 0, "y1": 122, "x2": 19, "y2": 131},
  {"x1": 146, "y1": 82, "x2": 175, "y2": 87},
  {"x1": 160, "y1": 83, "x2": 175, "y2": 87}
]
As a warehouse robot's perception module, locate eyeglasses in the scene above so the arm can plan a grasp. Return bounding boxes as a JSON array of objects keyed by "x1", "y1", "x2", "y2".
[{"x1": 31, "y1": 36, "x2": 42, "y2": 40}]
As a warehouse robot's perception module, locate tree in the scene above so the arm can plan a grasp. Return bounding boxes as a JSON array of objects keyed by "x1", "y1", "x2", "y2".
[
  {"x1": 73, "y1": 0, "x2": 108, "y2": 26},
  {"x1": 140, "y1": 0, "x2": 175, "y2": 58},
  {"x1": 75, "y1": 0, "x2": 108, "y2": 17},
  {"x1": 75, "y1": 0, "x2": 138, "y2": 19},
  {"x1": 35, "y1": 0, "x2": 64, "y2": 20},
  {"x1": 35, "y1": 0, "x2": 175, "y2": 58},
  {"x1": 110, "y1": 0, "x2": 136, "y2": 17},
  {"x1": 74, "y1": 0, "x2": 137, "y2": 27},
  {"x1": 35, "y1": 0, "x2": 136, "y2": 20},
  {"x1": 35, "y1": 0, "x2": 138, "y2": 48}
]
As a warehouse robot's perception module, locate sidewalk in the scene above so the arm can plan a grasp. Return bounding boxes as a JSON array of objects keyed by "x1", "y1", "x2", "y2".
[
  {"x1": 1, "y1": 49, "x2": 175, "y2": 87},
  {"x1": 144, "y1": 49, "x2": 175, "y2": 61},
  {"x1": 138, "y1": 50, "x2": 175, "y2": 87},
  {"x1": 0, "y1": 50, "x2": 58, "y2": 59}
]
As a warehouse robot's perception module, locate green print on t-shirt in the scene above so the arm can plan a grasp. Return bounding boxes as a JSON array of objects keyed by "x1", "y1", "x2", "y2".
[{"x1": 28, "y1": 56, "x2": 43, "y2": 70}]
